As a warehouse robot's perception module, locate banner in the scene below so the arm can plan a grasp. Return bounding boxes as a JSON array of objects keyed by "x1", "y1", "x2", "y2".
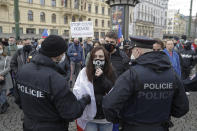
[{"x1": 70, "y1": 21, "x2": 94, "y2": 38}]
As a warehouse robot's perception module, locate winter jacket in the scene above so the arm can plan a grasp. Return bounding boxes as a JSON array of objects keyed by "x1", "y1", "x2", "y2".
[
  {"x1": 0, "y1": 55, "x2": 13, "y2": 91},
  {"x1": 3, "y1": 44, "x2": 18, "y2": 56},
  {"x1": 163, "y1": 49, "x2": 181, "y2": 77},
  {"x1": 67, "y1": 44, "x2": 83, "y2": 63},
  {"x1": 103, "y1": 51, "x2": 189, "y2": 131},
  {"x1": 10, "y1": 46, "x2": 37, "y2": 75},
  {"x1": 110, "y1": 48, "x2": 130, "y2": 77},
  {"x1": 15, "y1": 53, "x2": 89, "y2": 131}
]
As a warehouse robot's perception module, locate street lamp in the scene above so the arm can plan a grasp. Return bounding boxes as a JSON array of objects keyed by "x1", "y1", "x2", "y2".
[{"x1": 106, "y1": 0, "x2": 139, "y2": 40}]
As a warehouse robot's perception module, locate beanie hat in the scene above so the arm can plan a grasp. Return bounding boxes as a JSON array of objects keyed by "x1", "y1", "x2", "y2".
[{"x1": 39, "y1": 35, "x2": 67, "y2": 57}]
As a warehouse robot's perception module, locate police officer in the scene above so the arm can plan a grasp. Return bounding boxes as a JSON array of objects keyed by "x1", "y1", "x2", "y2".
[
  {"x1": 180, "y1": 41, "x2": 196, "y2": 80},
  {"x1": 15, "y1": 35, "x2": 91, "y2": 131},
  {"x1": 102, "y1": 37, "x2": 189, "y2": 131}
]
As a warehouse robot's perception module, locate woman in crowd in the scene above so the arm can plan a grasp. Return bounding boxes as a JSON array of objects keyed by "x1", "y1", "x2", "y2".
[
  {"x1": 85, "y1": 41, "x2": 101, "y2": 65},
  {"x1": 0, "y1": 44, "x2": 12, "y2": 113},
  {"x1": 73, "y1": 46, "x2": 116, "y2": 131}
]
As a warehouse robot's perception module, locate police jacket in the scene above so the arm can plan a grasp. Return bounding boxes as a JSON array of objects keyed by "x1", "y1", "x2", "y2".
[
  {"x1": 15, "y1": 53, "x2": 88, "y2": 131},
  {"x1": 110, "y1": 48, "x2": 130, "y2": 77},
  {"x1": 103, "y1": 51, "x2": 189, "y2": 126},
  {"x1": 180, "y1": 49, "x2": 196, "y2": 70}
]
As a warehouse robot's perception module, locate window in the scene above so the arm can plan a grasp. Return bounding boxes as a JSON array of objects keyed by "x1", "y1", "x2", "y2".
[
  {"x1": 95, "y1": 19, "x2": 98, "y2": 26},
  {"x1": 64, "y1": 15, "x2": 68, "y2": 24},
  {"x1": 50, "y1": 29, "x2": 58, "y2": 35},
  {"x1": 0, "y1": 27, "x2": 2, "y2": 33},
  {"x1": 63, "y1": 30, "x2": 69, "y2": 36},
  {"x1": 40, "y1": 0, "x2": 45, "y2": 5},
  {"x1": 72, "y1": 16, "x2": 75, "y2": 22},
  {"x1": 74, "y1": 0, "x2": 79, "y2": 9},
  {"x1": 79, "y1": 17, "x2": 83, "y2": 21},
  {"x1": 51, "y1": 0, "x2": 56, "y2": 7},
  {"x1": 108, "y1": 8, "x2": 110, "y2": 15},
  {"x1": 94, "y1": 32, "x2": 99, "y2": 39},
  {"x1": 101, "y1": 32, "x2": 105, "y2": 38},
  {"x1": 28, "y1": 0, "x2": 33, "y2": 4},
  {"x1": 26, "y1": 28, "x2": 35, "y2": 34},
  {"x1": 95, "y1": 6, "x2": 98, "y2": 14},
  {"x1": 102, "y1": 7, "x2": 105, "y2": 15},
  {"x1": 108, "y1": 20, "x2": 110, "y2": 27},
  {"x1": 88, "y1": 18, "x2": 91, "y2": 21},
  {"x1": 62, "y1": 0, "x2": 67, "y2": 7},
  {"x1": 102, "y1": 20, "x2": 104, "y2": 27},
  {"x1": 88, "y1": 4, "x2": 91, "y2": 13},
  {"x1": 39, "y1": 29, "x2": 45, "y2": 35},
  {"x1": 12, "y1": 27, "x2": 23, "y2": 34},
  {"x1": 40, "y1": 12, "x2": 45, "y2": 22},
  {"x1": 28, "y1": 10, "x2": 33, "y2": 21},
  {"x1": 52, "y1": 14, "x2": 56, "y2": 23}
]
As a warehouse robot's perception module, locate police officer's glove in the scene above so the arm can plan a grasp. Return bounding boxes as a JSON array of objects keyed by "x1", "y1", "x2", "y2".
[
  {"x1": 79, "y1": 94, "x2": 91, "y2": 109},
  {"x1": 82, "y1": 94, "x2": 91, "y2": 104}
]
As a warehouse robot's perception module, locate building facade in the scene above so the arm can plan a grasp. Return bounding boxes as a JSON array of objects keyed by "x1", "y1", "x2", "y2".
[
  {"x1": 165, "y1": 9, "x2": 187, "y2": 38},
  {"x1": 130, "y1": 0, "x2": 168, "y2": 39},
  {"x1": 0, "y1": 0, "x2": 111, "y2": 40}
]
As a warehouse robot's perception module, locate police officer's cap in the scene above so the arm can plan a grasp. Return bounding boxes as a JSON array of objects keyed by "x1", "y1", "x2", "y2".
[{"x1": 130, "y1": 36, "x2": 156, "y2": 49}]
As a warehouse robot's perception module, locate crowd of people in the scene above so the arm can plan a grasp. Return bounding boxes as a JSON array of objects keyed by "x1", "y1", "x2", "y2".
[{"x1": 0, "y1": 32, "x2": 196, "y2": 131}]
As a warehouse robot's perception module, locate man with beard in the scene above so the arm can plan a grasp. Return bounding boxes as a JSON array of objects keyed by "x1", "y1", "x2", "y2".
[
  {"x1": 10, "y1": 38, "x2": 36, "y2": 76},
  {"x1": 104, "y1": 32, "x2": 130, "y2": 77}
]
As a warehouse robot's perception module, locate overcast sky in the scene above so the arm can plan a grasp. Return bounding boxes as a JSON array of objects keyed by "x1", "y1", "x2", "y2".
[{"x1": 168, "y1": 0, "x2": 197, "y2": 16}]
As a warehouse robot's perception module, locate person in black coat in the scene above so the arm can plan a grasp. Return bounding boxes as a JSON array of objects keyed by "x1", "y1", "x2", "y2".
[
  {"x1": 15, "y1": 35, "x2": 91, "y2": 131},
  {"x1": 103, "y1": 31, "x2": 130, "y2": 77},
  {"x1": 179, "y1": 41, "x2": 196, "y2": 80},
  {"x1": 102, "y1": 37, "x2": 189, "y2": 131}
]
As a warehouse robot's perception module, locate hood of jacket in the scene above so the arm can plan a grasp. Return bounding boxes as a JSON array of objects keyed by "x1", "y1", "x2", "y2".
[
  {"x1": 134, "y1": 51, "x2": 171, "y2": 72},
  {"x1": 31, "y1": 53, "x2": 66, "y2": 75}
]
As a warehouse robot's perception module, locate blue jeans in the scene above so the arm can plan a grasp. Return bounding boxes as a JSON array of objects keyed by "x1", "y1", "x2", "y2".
[{"x1": 85, "y1": 122, "x2": 113, "y2": 131}]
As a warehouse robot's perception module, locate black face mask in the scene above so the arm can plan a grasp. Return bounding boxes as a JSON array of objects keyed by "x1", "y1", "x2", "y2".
[
  {"x1": 93, "y1": 59, "x2": 105, "y2": 70},
  {"x1": 104, "y1": 44, "x2": 115, "y2": 52},
  {"x1": 23, "y1": 45, "x2": 32, "y2": 52}
]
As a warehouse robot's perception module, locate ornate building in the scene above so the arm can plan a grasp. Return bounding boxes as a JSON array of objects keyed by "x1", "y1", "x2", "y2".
[
  {"x1": 0, "y1": 0, "x2": 111, "y2": 40},
  {"x1": 130, "y1": 0, "x2": 169, "y2": 39}
]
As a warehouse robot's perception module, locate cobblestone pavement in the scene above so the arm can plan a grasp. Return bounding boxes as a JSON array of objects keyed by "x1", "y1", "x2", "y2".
[{"x1": 0, "y1": 92, "x2": 197, "y2": 131}]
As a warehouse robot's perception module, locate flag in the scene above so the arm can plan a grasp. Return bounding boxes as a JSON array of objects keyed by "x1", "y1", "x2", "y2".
[
  {"x1": 42, "y1": 29, "x2": 48, "y2": 38},
  {"x1": 118, "y1": 24, "x2": 123, "y2": 43}
]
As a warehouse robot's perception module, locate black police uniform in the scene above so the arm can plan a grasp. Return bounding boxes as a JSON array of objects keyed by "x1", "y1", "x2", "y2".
[
  {"x1": 102, "y1": 39, "x2": 189, "y2": 131},
  {"x1": 15, "y1": 53, "x2": 89, "y2": 131},
  {"x1": 180, "y1": 42, "x2": 196, "y2": 79}
]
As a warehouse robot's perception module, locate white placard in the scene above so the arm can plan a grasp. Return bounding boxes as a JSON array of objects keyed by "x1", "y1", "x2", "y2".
[{"x1": 70, "y1": 21, "x2": 94, "y2": 38}]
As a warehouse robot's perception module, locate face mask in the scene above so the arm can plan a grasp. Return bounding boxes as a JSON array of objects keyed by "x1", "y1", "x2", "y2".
[
  {"x1": 93, "y1": 59, "x2": 105, "y2": 70},
  {"x1": 0, "y1": 50, "x2": 3, "y2": 54},
  {"x1": 104, "y1": 44, "x2": 115, "y2": 52},
  {"x1": 17, "y1": 45, "x2": 23, "y2": 49},
  {"x1": 9, "y1": 42, "x2": 15, "y2": 45},
  {"x1": 59, "y1": 54, "x2": 65, "y2": 63},
  {"x1": 23, "y1": 45, "x2": 32, "y2": 52}
]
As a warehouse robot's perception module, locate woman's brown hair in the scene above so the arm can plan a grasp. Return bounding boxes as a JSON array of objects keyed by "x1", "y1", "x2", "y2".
[{"x1": 86, "y1": 46, "x2": 116, "y2": 84}]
